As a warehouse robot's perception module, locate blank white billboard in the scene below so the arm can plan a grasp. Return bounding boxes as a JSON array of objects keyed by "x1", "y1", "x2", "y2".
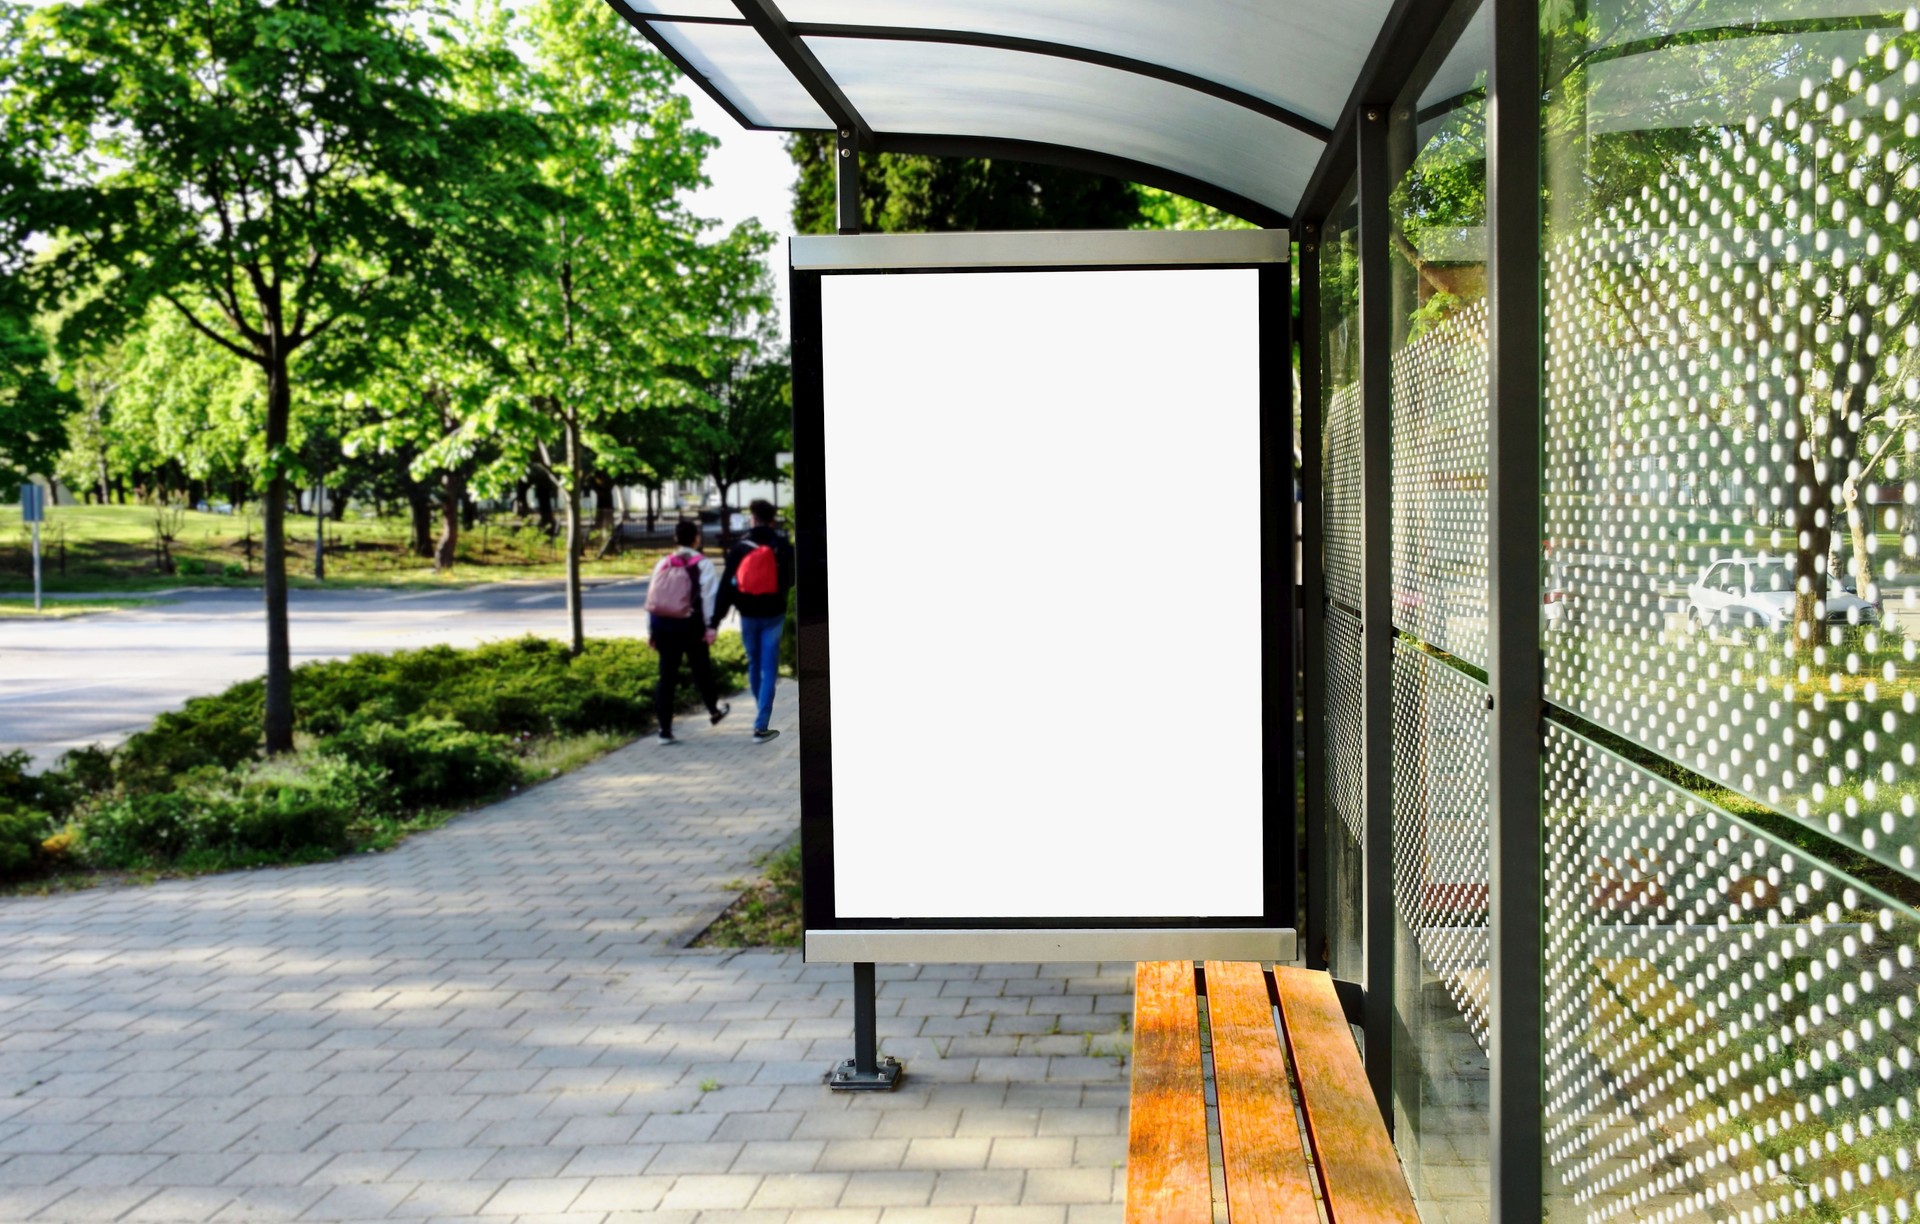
[{"x1": 819, "y1": 266, "x2": 1265, "y2": 919}]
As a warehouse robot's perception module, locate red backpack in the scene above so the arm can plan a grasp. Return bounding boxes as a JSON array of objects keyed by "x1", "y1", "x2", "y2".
[{"x1": 736, "y1": 543, "x2": 779, "y2": 596}]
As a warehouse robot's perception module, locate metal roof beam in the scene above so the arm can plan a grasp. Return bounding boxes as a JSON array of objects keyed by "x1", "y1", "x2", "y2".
[{"x1": 731, "y1": 0, "x2": 873, "y2": 147}]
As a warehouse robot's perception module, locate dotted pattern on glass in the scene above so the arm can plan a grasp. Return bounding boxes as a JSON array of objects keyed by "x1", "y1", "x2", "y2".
[
  {"x1": 1325, "y1": 378, "x2": 1365, "y2": 611},
  {"x1": 1391, "y1": 299, "x2": 1491, "y2": 666},
  {"x1": 1542, "y1": 723, "x2": 1920, "y2": 1224},
  {"x1": 1327, "y1": 605, "x2": 1366, "y2": 846},
  {"x1": 1392, "y1": 641, "x2": 1492, "y2": 1050},
  {"x1": 1543, "y1": 20, "x2": 1920, "y2": 878}
]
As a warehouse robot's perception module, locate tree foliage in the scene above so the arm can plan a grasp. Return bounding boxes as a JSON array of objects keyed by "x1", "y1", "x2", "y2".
[
  {"x1": 788, "y1": 135, "x2": 1151, "y2": 234},
  {"x1": 5, "y1": 0, "x2": 546, "y2": 750}
]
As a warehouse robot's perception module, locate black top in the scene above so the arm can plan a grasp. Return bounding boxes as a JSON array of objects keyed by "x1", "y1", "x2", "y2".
[{"x1": 711, "y1": 524, "x2": 796, "y2": 625}]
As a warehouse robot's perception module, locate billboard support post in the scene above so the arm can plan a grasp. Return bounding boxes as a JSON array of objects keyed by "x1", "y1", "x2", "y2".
[{"x1": 827, "y1": 960, "x2": 902, "y2": 1091}]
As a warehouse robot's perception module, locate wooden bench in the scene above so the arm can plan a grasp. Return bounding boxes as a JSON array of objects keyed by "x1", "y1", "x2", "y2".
[{"x1": 1126, "y1": 961, "x2": 1418, "y2": 1223}]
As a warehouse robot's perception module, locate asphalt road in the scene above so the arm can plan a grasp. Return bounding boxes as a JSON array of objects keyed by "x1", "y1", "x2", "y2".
[{"x1": 0, "y1": 579, "x2": 663, "y2": 767}]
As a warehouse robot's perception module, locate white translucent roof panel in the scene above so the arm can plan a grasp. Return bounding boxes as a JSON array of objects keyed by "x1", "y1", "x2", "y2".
[
  {"x1": 651, "y1": 21, "x2": 833, "y2": 129},
  {"x1": 1417, "y1": 3, "x2": 1487, "y2": 111},
  {"x1": 779, "y1": 0, "x2": 1393, "y2": 129},
  {"x1": 806, "y1": 37, "x2": 1324, "y2": 216},
  {"x1": 622, "y1": 0, "x2": 739, "y2": 17}
]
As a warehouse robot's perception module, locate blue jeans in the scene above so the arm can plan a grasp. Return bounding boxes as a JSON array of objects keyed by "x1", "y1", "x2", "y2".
[{"x1": 739, "y1": 614, "x2": 785, "y2": 732}]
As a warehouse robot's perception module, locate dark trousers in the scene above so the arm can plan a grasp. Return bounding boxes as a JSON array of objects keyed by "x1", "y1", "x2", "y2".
[{"x1": 653, "y1": 620, "x2": 719, "y2": 733}]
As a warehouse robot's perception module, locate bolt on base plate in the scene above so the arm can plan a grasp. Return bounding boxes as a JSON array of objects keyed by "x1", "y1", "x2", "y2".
[{"x1": 826, "y1": 1056, "x2": 903, "y2": 1092}]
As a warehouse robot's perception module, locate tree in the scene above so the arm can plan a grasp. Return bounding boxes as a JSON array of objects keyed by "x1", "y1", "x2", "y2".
[
  {"x1": 686, "y1": 344, "x2": 792, "y2": 547},
  {"x1": 0, "y1": 309, "x2": 72, "y2": 488},
  {"x1": 4, "y1": 0, "x2": 542, "y2": 752},
  {"x1": 789, "y1": 136, "x2": 1149, "y2": 235},
  {"x1": 476, "y1": 0, "x2": 771, "y2": 654}
]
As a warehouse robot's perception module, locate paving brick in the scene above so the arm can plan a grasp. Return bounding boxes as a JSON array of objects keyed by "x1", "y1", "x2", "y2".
[{"x1": 0, "y1": 687, "x2": 1130, "y2": 1224}]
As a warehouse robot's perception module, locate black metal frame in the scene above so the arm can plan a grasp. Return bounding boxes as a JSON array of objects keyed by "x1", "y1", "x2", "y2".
[
  {"x1": 791, "y1": 254, "x2": 1294, "y2": 938},
  {"x1": 1291, "y1": 0, "x2": 1544, "y2": 1211}
]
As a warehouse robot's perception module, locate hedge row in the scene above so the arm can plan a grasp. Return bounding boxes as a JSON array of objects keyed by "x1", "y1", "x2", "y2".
[{"x1": 1, "y1": 635, "x2": 746, "y2": 881}]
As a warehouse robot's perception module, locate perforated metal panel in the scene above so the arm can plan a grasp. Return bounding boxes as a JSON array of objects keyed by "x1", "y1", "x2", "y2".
[
  {"x1": 1326, "y1": 606, "x2": 1366, "y2": 845},
  {"x1": 1542, "y1": 722, "x2": 1920, "y2": 1223},
  {"x1": 1390, "y1": 299, "x2": 1490, "y2": 666},
  {"x1": 1392, "y1": 641, "x2": 1491, "y2": 1050},
  {"x1": 1542, "y1": 21, "x2": 1920, "y2": 880},
  {"x1": 1322, "y1": 200, "x2": 1364, "y2": 614}
]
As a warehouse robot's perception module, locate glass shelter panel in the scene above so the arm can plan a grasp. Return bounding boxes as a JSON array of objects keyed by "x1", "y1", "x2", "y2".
[
  {"x1": 1539, "y1": 0, "x2": 1920, "y2": 877},
  {"x1": 1540, "y1": 3, "x2": 1920, "y2": 1221},
  {"x1": 1324, "y1": 187, "x2": 1364, "y2": 614},
  {"x1": 1391, "y1": 641, "x2": 1492, "y2": 1215},
  {"x1": 1327, "y1": 605, "x2": 1368, "y2": 981},
  {"x1": 1385, "y1": 9, "x2": 1493, "y2": 1216},
  {"x1": 1541, "y1": 725, "x2": 1920, "y2": 1223},
  {"x1": 1322, "y1": 180, "x2": 1366, "y2": 982}
]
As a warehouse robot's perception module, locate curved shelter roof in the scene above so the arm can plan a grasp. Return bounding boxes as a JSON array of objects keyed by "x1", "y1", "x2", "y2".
[{"x1": 607, "y1": 0, "x2": 1419, "y2": 228}]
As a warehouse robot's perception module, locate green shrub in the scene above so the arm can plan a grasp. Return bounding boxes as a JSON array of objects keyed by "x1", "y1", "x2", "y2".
[
  {"x1": 78, "y1": 754, "x2": 372, "y2": 867},
  {"x1": 319, "y1": 718, "x2": 518, "y2": 807},
  {"x1": 221, "y1": 563, "x2": 245, "y2": 578},
  {"x1": 0, "y1": 801, "x2": 50, "y2": 880},
  {"x1": 116, "y1": 688, "x2": 262, "y2": 782},
  {"x1": 80, "y1": 791, "x2": 225, "y2": 865},
  {"x1": 177, "y1": 558, "x2": 208, "y2": 576}
]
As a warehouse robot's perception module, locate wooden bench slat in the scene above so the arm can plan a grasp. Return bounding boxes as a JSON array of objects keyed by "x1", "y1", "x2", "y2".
[
  {"x1": 1202, "y1": 961, "x2": 1319, "y2": 1223},
  {"x1": 1272, "y1": 966, "x2": 1420, "y2": 1224},
  {"x1": 1125, "y1": 961, "x2": 1212, "y2": 1224}
]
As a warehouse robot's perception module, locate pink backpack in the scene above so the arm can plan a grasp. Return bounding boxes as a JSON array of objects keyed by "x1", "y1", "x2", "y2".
[{"x1": 646, "y1": 553, "x2": 700, "y2": 618}]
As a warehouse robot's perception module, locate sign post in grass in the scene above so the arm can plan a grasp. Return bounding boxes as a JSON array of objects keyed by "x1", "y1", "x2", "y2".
[{"x1": 19, "y1": 483, "x2": 43, "y2": 613}]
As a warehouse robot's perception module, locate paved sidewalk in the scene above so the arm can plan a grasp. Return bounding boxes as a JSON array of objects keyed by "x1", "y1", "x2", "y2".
[{"x1": 0, "y1": 685, "x2": 1132, "y2": 1223}]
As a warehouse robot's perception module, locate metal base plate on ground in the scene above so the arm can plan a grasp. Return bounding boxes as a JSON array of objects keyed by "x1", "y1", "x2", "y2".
[{"x1": 826, "y1": 1056, "x2": 903, "y2": 1092}]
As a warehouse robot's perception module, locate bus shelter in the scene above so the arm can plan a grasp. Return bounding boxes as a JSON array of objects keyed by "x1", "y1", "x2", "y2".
[{"x1": 611, "y1": 0, "x2": 1920, "y2": 1219}]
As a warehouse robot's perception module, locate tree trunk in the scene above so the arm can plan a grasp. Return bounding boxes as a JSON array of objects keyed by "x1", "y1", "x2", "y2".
[
  {"x1": 435, "y1": 470, "x2": 465, "y2": 572},
  {"x1": 262, "y1": 353, "x2": 295, "y2": 756},
  {"x1": 330, "y1": 493, "x2": 348, "y2": 523},
  {"x1": 562, "y1": 418, "x2": 585, "y2": 656},
  {"x1": 645, "y1": 485, "x2": 657, "y2": 532},
  {"x1": 406, "y1": 486, "x2": 434, "y2": 558},
  {"x1": 593, "y1": 471, "x2": 615, "y2": 532},
  {"x1": 534, "y1": 479, "x2": 557, "y2": 535},
  {"x1": 461, "y1": 491, "x2": 477, "y2": 531},
  {"x1": 1791, "y1": 432, "x2": 1831, "y2": 655},
  {"x1": 514, "y1": 479, "x2": 530, "y2": 517},
  {"x1": 717, "y1": 481, "x2": 733, "y2": 546},
  {"x1": 312, "y1": 482, "x2": 325, "y2": 582}
]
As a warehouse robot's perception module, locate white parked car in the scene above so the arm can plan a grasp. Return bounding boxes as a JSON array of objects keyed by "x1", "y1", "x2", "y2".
[{"x1": 1685, "y1": 557, "x2": 1878, "y2": 632}]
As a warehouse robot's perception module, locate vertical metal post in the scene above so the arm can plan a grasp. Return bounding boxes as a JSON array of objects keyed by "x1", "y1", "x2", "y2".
[
  {"x1": 821, "y1": 142, "x2": 899, "y2": 1093},
  {"x1": 834, "y1": 131, "x2": 860, "y2": 236},
  {"x1": 852, "y1": 961, "x2": 878, "y2": 1070},
  {"x1": 1296, "y1": 228, "x2": 1327, "y2": 967},
  {"x1": 1486, "y1": 0, "x2": 1544, "y2": 1214},
  {"x1": 30, "y1": 519, "x2": 41, "y2": 614},
  {"x1": 1355, "y1": 104, "x2": 1395, "y2": 1123}
]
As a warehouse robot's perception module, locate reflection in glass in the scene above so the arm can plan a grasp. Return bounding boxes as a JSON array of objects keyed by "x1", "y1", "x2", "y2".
[{"x1": 1541, "y1": 1, "x2": 1920, "y2": 1219}]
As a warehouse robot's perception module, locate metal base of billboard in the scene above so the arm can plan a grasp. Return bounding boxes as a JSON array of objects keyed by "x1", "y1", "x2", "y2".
[{"x1": 826, "y1": 1056, "x2": 903, "y2": 1092}]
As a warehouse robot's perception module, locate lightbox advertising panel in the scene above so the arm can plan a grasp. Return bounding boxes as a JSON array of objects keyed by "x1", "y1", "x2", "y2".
[{"x1": 791, "y1": 230, "x2": 1293, "y2": 965}]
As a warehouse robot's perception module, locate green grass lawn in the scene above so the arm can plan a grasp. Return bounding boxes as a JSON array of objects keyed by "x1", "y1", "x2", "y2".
[
  {"x1": 0, "y1": 503, "x2": 672, "y2": 593},
  {"x1": 0, "y1": 598, "x2": 157, "y2": 619}
]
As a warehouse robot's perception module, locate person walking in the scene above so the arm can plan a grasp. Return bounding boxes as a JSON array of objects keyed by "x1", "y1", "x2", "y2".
[
  {"x1": 647, "y1": 520, "x2": 729, "y2": 743},
  {"x1": 712, "y1": 499, "x2": 795, "y2": 743}
]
